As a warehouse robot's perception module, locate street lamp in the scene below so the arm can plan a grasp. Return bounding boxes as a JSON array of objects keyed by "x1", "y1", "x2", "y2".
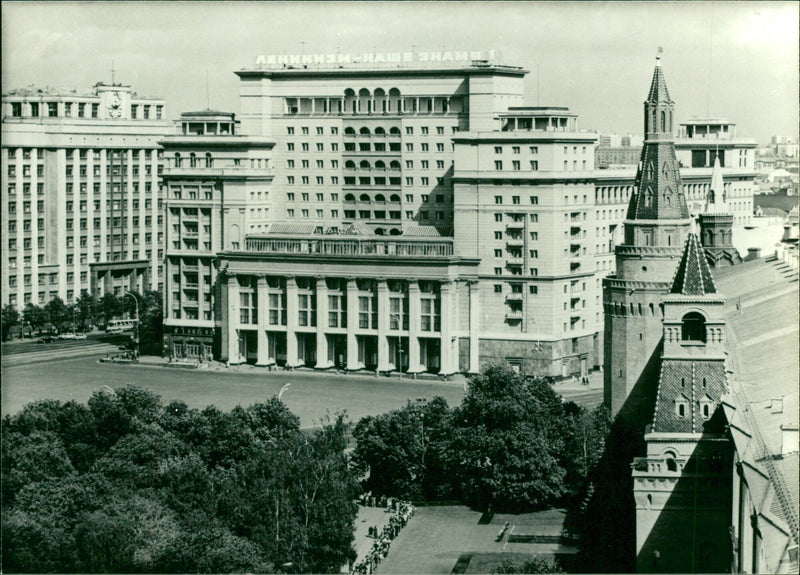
[{"x1": 125, "y1": 291, "x2": 140, "y2": 356}]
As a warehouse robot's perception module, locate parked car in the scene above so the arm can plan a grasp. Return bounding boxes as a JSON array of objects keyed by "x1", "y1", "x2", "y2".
[
  {"x1": 39, "y1": 335, "x2": 55, "y2": 343},
  {"x1": 58, "y1": 333, "x2": 77, "y2": 340},
  {"x1": 74, "y1": 333, "x2": 88, "y2": 340}
]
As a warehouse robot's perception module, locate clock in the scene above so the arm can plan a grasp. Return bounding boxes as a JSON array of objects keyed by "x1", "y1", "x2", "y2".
[{"x1": 108, "y1": 92, "x2": 122, "y2": 118}]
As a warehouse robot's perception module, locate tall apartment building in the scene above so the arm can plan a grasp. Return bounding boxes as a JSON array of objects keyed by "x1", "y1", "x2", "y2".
[
  {"x1": 1, "y1": 83, "x2": 169, "y2": 309},
  {"x1": 452, "y1": 107, "x2": 600, "y2": 375},
  {"x1": 160, "y1": 110, "x2": 275, "y2": 357}
]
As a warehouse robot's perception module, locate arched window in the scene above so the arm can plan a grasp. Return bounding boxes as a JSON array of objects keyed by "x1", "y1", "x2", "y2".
[
  {"x1": 389, "y1": 228, "x2": 402, "y2": 236},
  {"x1": 345, "y1": 160, "x2": 356, "y2": 169},
  {"x1": 344, "y1": 127, "x2": 356, "y2": 136},
  {"x1": 344, "y1": 193, "x2": 355, "y2": 202},
  {"x1": 389, "y1": 126, "x2": 401, "y2": 135},
  {"x1": 681, "y1": 312, "x2": 706, "y2": 342},
  {"x1": 375, "y1": 194, "x2": 386, "y2": 202},
  {"x1": 678, "y1": 404, "x2": 685, "y2": 418},
  {"x1": 374, "y1": 88, "x2": 387, "y2": 113},
  {"x1": 706, "y1": 229, "x2": 714, "y2": 246},
  {"x1": 359, "y1": 160, "x2": 371, "y2": 170},
  {"x1": 359, "y1": 194, "x2": 370, "y2": 202},
  {"x1": 344, "y1": 89, "x2": 356, "y2": 113},
  {"x1": 666, "y1": 457, "x2": 678, "y2": 471},
  {"x1": 374, "y1": 227, "x2": 385, "y2": 236},
  {"x1": 374, "y1": 126, "x2": 386, "y2": 135},
  {"x1": 660, "y1": 110, "x2": 666, "y2": 132},
  {"x1": 702, "y1": 404, "x2": 710, "y2": 418},
  {"x1": 389, "y1": 194, "x2": 401, "y2": 202},
  {"x1": 189, "y1": 153, "x2": 197, "y2": 168},
  {"x1": 358, "y1": 88, "x2": 371, "y2": 114},
  {"x1": 389, "y1": 88, "x2": 401, "y2": 113},
  {"x1": 174, "y1": 153, "x2": 182, "y2": 167},
  {"x1": 374, "y1": 160, "x2": 386, "y2": 170},
  {"x1": 389, "y1": 160, "x2": 401, "y2": 170},
  {"x1": 360, "y1": 126, "x2": 371, "y2": 135},
  {"x1": 205, "y1": 153, "x2": 213, "y2": 168}
]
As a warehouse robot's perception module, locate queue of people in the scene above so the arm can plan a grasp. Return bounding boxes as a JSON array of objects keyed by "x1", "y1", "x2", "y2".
[{"x1": 350, "y1": 495, "x2": 415, "y2": 575}]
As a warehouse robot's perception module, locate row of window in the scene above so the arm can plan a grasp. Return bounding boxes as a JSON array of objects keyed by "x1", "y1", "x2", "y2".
[
  {"x1": 493, "y1": 160, "x2": 587, "y2": 171},
  {"x1": 494, "y1": 146, "x2": 543, "y2": 154},
  {"x1": 8, "y1": 101, "x2": 163, "y2": 120},
  {"x1": 284, "y1": 175, "x2": 447, "y2": 186},
  {"x1": 64, "y1": 164, "x2": 160, "y2": 177},
  {"x1": 286, "y1": 125, "x2": 453, "y2": 136},
  {"x1": 7, "y1": 165, "x2": 44, "y2": 178}
]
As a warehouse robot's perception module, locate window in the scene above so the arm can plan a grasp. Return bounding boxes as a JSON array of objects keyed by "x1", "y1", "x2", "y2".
[
  {"x1": 359, "y1": 295, "x2": 377, "y2": 329},
  {"x1": 269, "y1": 292, "x2": 286, "y2": 325},
  {"x1": 494, "y1": 267, "x2": 502, "y2": 275},
  {"x1": 437, "y1": 143, "x2": 444, "y2": 152},
  {"x1": 91, "y1": 103, "x2": 99, "y2": 118},
  {"x1": 530, "y1": 196, "x2": 539, "y2": 205},
  {"x1": 494, "y1": 146, "x2": 503, "y2": 154},
  {"x1": 529, "y1": 285, "x2": 538, "y2": 294},
  {"x1": 494, "y1": 213, "x2": 503, "y2": 222},
  {"x1": 287, "y1": 127, "x2": 295, "y2": 135},
  {"x1": 420, "y1": 297, "x2": 440, "y2": 331},
  {"x1": 512, "y1": 196, "x2": 520, "y2": 205},
  {"x1": 406, "y1": 127, "x2": 413, "y2": 135},
  {"x1": 494, "y1": 231, "x2": 502, "y2": 240},
  {"x1": 495, "y1": 195, "x2": 503, "y2": 204},
  {"x1": 421, "y1": 160, "x2": 429, "y2": 169},
  {"x1": 494, "y1": 249, "x2": 502, "y2": 257},
  {"x1": 530, "y1": 250, "x2": 538, "y2": 258},
  {"x1": 494, "y1": 161, "x2": 503, "y2": 170},
  {"x1": 421, "y1": 127, "x2": 429, "y2": 135},
  {"x1": 298, "y1": 294, "x2": 316, "y2": 326},
  {"x1": 681, "y1": 312, "x2": 706, "y2": 342}
]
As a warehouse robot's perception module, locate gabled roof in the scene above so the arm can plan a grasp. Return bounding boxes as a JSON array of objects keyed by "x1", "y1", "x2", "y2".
[{"x1": 670, "y1": 233, "x2": 717, "y2": 295}]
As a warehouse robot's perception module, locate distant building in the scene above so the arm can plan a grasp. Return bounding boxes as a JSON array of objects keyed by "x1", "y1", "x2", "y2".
[{"x1": 1, "y1": 83, "x2": 169, "y2": 308}]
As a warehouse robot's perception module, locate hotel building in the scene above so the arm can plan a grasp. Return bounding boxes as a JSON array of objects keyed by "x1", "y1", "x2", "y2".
[
  {"x1": 1, "y1": 83, "x2": 169, "y2": 308},
  {"x1": 161, "y1": 52, "x2": 757, "y2": 379}
]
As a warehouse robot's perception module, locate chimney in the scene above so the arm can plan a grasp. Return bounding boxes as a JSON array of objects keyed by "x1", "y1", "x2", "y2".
[
  {"x1": 781, "y1": 424, "x2": 799, "y2": 456},
  {"x1": 782, "y1": 225, "x2": 792, "y2": 242},
  {"x1": 745, "y1": 247, "x2": 761, "y2": 261}
]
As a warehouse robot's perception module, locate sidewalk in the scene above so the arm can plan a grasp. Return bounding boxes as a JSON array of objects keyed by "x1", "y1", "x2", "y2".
[{"x1": 129, "y1": 355, "x2": 469, "y2": 386}]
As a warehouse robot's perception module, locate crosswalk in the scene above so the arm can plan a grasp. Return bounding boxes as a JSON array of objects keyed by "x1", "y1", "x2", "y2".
[{"x1": 1, "y1": 341, "x2": 119, "y2": 368}]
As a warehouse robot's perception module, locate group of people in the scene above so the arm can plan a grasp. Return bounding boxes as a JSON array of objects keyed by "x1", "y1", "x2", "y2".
[{"x1": 350, "y1": 496, "x2": 415, "y2": 575}]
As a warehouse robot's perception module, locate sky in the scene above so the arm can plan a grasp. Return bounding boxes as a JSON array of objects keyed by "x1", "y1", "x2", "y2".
[{"x1": 2, "y1": 1, "x2": 797, "y2": 144}]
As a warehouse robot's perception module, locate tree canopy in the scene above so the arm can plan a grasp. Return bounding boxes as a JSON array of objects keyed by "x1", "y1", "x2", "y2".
[{"x1": 2, "y1": 387, "x2": 358, "y2": 573}]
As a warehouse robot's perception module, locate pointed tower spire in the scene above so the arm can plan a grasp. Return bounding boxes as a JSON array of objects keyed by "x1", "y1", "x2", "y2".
[
  {"x1": 626, "y1": 51, "x2": 690, "y2": 221},
  {"x1": 670, "y1": 234, "x2": 717, "y2": 295},
  {"x1": 705, "y1": 155, "x2": 727, "y2": 212}
]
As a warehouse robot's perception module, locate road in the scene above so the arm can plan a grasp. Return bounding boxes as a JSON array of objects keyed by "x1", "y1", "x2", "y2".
[{"x1": 1, "y1": 344, "x2": 602, "y2": 427}]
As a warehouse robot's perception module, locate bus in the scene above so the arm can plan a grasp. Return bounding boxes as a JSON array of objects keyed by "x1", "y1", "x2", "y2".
[{"x1": 106, "y1": 318, "x2": 139, "y2": 334}]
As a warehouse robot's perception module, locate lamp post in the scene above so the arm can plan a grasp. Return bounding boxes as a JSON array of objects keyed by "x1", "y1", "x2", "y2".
[{"x1": 125, "y1": 291, "x2": 140, "y2": 356}]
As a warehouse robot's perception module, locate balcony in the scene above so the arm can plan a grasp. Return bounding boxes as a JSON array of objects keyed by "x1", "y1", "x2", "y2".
[
  {"x1": 240, "y1": 236, "x2": 454, "y2": 258},
  {"x1": 506, "y1": 236, "x2": 524, "y2": 246},
  {"x1": 506, "y1": 221, "x2": 525, "y2": 232},
  {"x1": 506, "y1": 292, "x2": 523, "y2": 302},
  {"x1": 505, "y1": 309, "x2": 523, "y2": 320}
]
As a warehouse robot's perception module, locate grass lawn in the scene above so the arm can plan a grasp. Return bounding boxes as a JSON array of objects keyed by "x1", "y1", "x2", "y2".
[{"x1": 376, "y1": 506, "x2": 576, "y2": 574}]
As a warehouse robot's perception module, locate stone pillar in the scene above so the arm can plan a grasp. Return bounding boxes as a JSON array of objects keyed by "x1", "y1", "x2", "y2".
[
  {"x1": 104, "y1": 271, "x2": 112, "y2": 295},
  {"x1": 377, "y1": 279, "x2": 390, "y2": 372},
  {"x1": 440, "y1": 280, "x2": 454, "y2": 375},
  {"x1": 256, "y1": 275, "x2": 269, "y2": 366},
  {"x1": 407, "y1": 279, "x2": 421, "y2": 373},
  {"x1": 286, "y1": 276, "x2": 298, "y2": 367},
  {"x1": 315, "y1": 276, "x2": 329, "y2": 368},
  {"x1": 227, "y1": 275, "x2": 240, "y2": 365},
  {"x1": 468, "y1": 280, "x2": 481, "y2": 373},
  {"x1": 346, "y1": 278, "x2": 359, "y2": 370}
]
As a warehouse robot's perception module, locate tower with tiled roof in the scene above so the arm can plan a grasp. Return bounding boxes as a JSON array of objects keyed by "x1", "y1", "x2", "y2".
[
  {"x1": 632, "y1": 233, "x2": 734, "y2": 572},
  {"x1": 604, "y1": 51, "x2": 693, "y2": 416},
  {"x1": 699, "y1": 156, "x2": 742, "y2": 267}
]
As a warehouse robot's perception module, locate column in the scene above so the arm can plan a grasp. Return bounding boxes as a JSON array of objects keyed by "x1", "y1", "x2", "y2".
[
  {"x1": 468, "y1": 280, "x2": 481, "y2": 373},
  {"x1": 286, "y1": 276, "x2": 298, "y2": 367},
  {"x1": 439, "y1": 280, "x2": 454, "y2": 375},
  {"x1": 255, "y1": 275, "x2": 269, "y2": 366},
  {"x1": 346, "y1": 277, "x2": 359, "y2": 370},
  {"x1": 226, "y1": 274, "x2": 240, "y2": 364},
  {"x1": 377, "y1": 279, "x2": 390, "y2": 372},
  {"x1": 315, "y1": 276, "x2": 329, "y2": 368},
  {"x1": 407, "y1": 279, "x2": 421, "y2": 373}
]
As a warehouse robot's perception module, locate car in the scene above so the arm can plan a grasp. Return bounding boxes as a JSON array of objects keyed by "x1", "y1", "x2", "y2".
[
  {"x1": 74, "y1": 334, "x2": 88, "y2": 340},
  {"x1": 58, "y1": 333, "x2": 77, "y2": 340},
  {"x1": 39, "y1": 335, "x2": 55, "y2": 343}
]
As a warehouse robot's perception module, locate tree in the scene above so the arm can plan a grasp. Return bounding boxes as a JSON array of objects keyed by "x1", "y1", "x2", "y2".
[
  {"x1": 75, "y1": 292, "x2": 96, "y2": 332},
  {"x1": 2, "y1": 304, "x2": 20, "y2": 341},
  {"x1": 97, "y1": 293, "x2": 121, "y2": 328},
  {"x1": 447, "y1": 363, "x2": 568, "y2": 512},
  {"x1": 352, "y1": 396, "x2": 452, "y2": 501},
  {"x1": 561, "y1": 403, "x2": 611, "y2": 496},
  {"x1": 44, "y1": 297, "x2": 69, "y2": 333},
  {"x1": 22, "y1": 303, "x2": 47, "y2": 336}
]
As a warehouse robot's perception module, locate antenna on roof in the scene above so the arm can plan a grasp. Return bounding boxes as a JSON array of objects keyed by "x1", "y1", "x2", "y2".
[{"x1": 656, "y1": 46, "x2": 663, "y2": 67}]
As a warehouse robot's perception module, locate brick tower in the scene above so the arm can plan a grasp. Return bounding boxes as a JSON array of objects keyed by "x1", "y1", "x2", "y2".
[
  {"x1": 698, "y1": 156, "x2": 742, "y2": 267},
  {"x1": 604, "y1": 51, "x2": 693, "y2": 417}
]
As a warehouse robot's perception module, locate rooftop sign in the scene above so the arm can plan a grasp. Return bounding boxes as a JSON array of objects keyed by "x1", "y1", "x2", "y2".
[{"x1": 254, "y1": 50, "x2": 500, "y2": 69}]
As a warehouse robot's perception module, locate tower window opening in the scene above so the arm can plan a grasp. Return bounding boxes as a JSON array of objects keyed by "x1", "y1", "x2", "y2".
[
  {"x1": 703, "y1": 404, "x2": 710, "y2": 418},
  {"x1": 666, "y1": 457, "x2": 677, "y2": 471},
  {"x1": 681, "y1": 312, "x2": 706, "y2": 342},
  {"x1": 678, "y1": 404, "x2": 685, "y2": 417}
]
